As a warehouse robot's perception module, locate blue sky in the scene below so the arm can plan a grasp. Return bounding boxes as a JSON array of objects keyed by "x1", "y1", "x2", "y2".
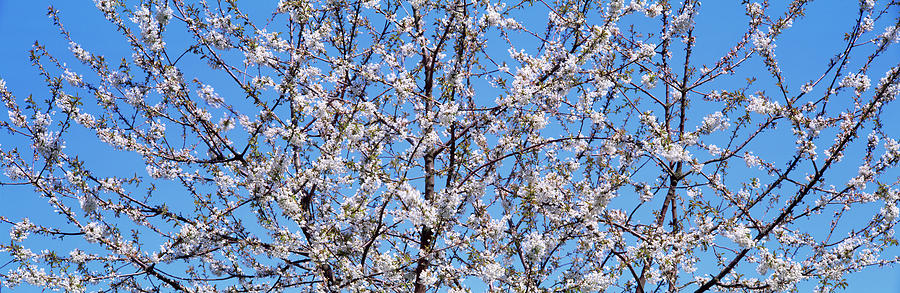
[{"x1": 1, "y1": 0, "x2": 899, "y2": 292}]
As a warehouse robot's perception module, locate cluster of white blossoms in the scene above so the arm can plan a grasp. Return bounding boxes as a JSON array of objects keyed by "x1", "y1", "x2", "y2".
[
  {"x1": 724, "y1": 223, "x2": 756, "y2": 249},
  {"x1": 482, "y1": 4, "x2": 518, "y2": 29},
  {"x1": 630, "y1": 41, "x2": 656, "y2": 61},
  {"x1": 436, "y1": 102, "x2": 458, "y2": 126},
  {"x1": 848, "y1": 164, "x2": 874, "y2": 190},
  {"x1": 878, "y1": 25, "x2": 900, "y2": 46},
  {"x1": 655, "y1": 141, "x2": 692, "y2": 162},
  {"x1": 882, "y1": 202, "x2": 899, "y2": 222},
  {"x1": 93, "y1": 0, "x2": 114, "y2": 11},
  {"x1": 130, "y1": 5, "x2": 171, "y2": 51},
  {"x1": 640, "y1": 73, "x2": 657, "y2": 89},
  {"x1": 860, "y1": 0, "x2": 876, "y2": 10},
  {"x1": 840, "y1": 72, "x2": 871, "y2": 94},
  {"x1": 746, "y1": 2, "x2": 764, "y2": 18},
  {"x1": 196, "y1": 84, "x2": 224, "y2": 107},
  {"x1": 756, "y1": 248, "x2": 805, "y2": 291},
  {"x1": 698, "y1": 111, "x2": 730, "y2": 133},
  {"x1": 746, "y1": 95, "x2": 781, "y2": 115},
  {"x1": 81, "y1": 222, "x2": 104, "y2": 243},
  {"x1": 68, "y1": 42, "x2": 91, "y2": 63},
  {"x1": 670, "y1": 3, "x2": 696, "y2": 34},
  {"x1": 9, "y1": 219, "x2": 34, "y2": 242},
  {"x1": 244, "y1": 45, "x2": 274, "y2": 66},
  {"x1": 522, "y1": 232, "x2": 549, "y2": 260},
  {"x1": 643, "y1": 2, "x2": 664, "y2": 18},
  {"x1": 744, "y1": 151, "x2": 762, "y2": 168},
  {"x1": 752, "y1": 30, "x2": 776, "y2": 55}
]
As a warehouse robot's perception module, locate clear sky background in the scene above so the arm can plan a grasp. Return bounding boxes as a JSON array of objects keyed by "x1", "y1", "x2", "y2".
[{"x1": 1, "y1": 0, "x2": 899, "y2": 292}]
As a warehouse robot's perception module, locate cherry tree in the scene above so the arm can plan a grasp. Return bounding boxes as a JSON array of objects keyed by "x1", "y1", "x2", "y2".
[{"x1": 1, "y1": 0, "x2": 899, "y2": 291}]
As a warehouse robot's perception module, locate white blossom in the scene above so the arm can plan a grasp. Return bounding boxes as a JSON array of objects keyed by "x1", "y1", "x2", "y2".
[
  {"x1": 656, "y1": 142, "x2": 692, "y2": 162},
  {"x1": 746, "y1": 95, "x2": 780, "y2": 115},
  {"x1": 744, "y1": 152, "x2": 761, "y2": 168},
  {"x1": 197, "y1": 84, "x2": 224, "y2": 107},
  {"x1": 68, "y1": 42, "x2": 91, "y2": 63},
  {"x1": 631, "y1": 42, "x2": 656, "y2": 61},
  {"x1": 522, "y1": 232, "x2": 548, "y2": 260},
  {"x1": 437, "y1": 102, "x2": 458, "y2": 126},
  {"x1": 724, "y1": 223, "x2": 756, "y2": 248},
  {"x1": 640, "y1": 73, "x2": 656, "y2": 89},
  {"x1": 644, "y1": 3, "x2": 663, "y2": 18},
  {"x1": 82, "y1": 222, "x2": 104, "y2": 243},
  {"x1": 860, "y1": 0, "x2": 875, "y2": 10},
  {"x1": 94, "y1": 0, "x2": 115, "y2": 13},
  {"x1": 882, "y1": 203, "x2": 898, "y2": 222},
  {"x1": 9, "y1": 218, "x2": 34, "y2": 242},
  {"x1": 62, "y1": 69, "x2": 82, "y2": 86},
  {"x1": 752, "y1": 30, "x2": 776, "y2": 54},
  {"x1": 746, "y1": 2, "x2": 764, "y2": 17},
  {"x1": 130, "y1": 5, "x2": 165, "y2": 51},
  {"x1": 80, "y1": 195, "x2": 97, "y2": 215},
  {"x1": 245, "y1": 45, "x2": 274, "y2": 66},
  {"x1": 582, "y1": 271, "x2": 615, "y2": 291},
  {"x1": 839, "y1": 72, "x2": 871, "y2": 94},
  {"x1": 671, "y1": 6, "x2": 696, "y2": 33},
  {"x1": 698, "y1": 111, "x2": 730, "y2": 133}
]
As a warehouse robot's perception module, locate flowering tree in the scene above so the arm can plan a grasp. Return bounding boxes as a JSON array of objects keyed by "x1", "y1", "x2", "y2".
[{"x1": 1, "y1": 0, "x2": 899, "y2": 291}]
